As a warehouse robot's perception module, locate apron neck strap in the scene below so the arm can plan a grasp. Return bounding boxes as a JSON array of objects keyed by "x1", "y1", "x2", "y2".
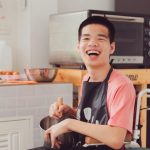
[{"x1": 104, "y1": 66, "x2": 113, "y2": 82}]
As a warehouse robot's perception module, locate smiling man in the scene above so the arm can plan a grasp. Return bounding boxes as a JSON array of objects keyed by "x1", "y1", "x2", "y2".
[{"x1": 45, "y1": 16, "x2": 136, "y2": 150}]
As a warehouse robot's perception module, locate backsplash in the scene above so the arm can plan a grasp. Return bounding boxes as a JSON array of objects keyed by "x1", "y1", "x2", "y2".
[{"x1": 0, "y1": 83, "x2": 73, "y2": 147}]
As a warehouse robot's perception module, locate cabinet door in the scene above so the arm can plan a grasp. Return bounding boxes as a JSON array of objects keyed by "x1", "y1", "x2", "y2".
[
  {"x1": 0, "y1": 132, "x2": 19, "y2": 150},
  {"x1": 0, "y1": 133, "x2": 9, "y2": 150},
  {"x1": 0, "y1": 117, "x2": 33, "y2": 150}
]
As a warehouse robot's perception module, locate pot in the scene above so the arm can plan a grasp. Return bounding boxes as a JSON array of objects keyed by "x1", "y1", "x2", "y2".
[{"x1": 40, "y1": 113, "x2": 79, "y2": 149}]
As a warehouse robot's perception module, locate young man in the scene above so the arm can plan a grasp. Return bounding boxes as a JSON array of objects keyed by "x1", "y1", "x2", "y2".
[{"x1": 45, "y1": 16, "x2": 136, "y2": 150}]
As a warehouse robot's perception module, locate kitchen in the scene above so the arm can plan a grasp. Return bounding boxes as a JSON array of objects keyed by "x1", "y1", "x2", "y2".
[{"x1": 0, "y1": 0, "x2": 150, "y2": 149}]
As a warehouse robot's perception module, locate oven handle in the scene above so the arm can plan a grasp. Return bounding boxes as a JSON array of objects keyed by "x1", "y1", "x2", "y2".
[{"x1": 105, "y1": 14, "x2": 144, "y2": 23}]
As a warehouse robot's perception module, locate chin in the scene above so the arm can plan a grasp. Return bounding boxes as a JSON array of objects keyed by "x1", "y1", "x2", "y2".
[{"x1": 86, "y1": 63, "x2": 102, "y2": 69}]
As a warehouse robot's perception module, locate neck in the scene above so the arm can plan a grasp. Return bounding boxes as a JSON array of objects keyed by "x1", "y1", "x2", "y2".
[{"x1": 87, "y1": 64, "x2": 111, "y2": 82}]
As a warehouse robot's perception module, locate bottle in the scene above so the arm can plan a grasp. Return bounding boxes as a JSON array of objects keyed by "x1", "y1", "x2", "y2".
[{"x1": 0, "y1": 40, "x2": 12, "y2": 70}]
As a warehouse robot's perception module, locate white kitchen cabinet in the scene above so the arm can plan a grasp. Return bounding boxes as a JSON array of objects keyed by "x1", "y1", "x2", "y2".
[
  {"x1": 16, "y1": 0, "x2": 58, "y2": 72},
  {"x1": 0, "y1": 116, "x2": 33, "y2": 150}
]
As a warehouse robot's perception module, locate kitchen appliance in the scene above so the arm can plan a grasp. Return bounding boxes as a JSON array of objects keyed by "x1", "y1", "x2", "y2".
[{"x1": 49, "y1": 10, "x2": 150, "y2": 69}]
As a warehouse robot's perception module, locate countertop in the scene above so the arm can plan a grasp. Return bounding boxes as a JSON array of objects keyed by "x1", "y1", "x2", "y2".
[
  {"x1": 0, "y1": 80, "x2": 37, "y2": 86},
  {"x1": 0, "y1": 80, "x2": 67, "y2": 86}
]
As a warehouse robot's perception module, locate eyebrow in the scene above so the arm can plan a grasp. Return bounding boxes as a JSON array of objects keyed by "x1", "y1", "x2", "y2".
[
  {"x1": 81, "y1": 34, "x2": 108, "y2": 38},
  {"x1": 81, "y1": 34, "x2": 90, "y2": 37},
  {"x1": 98, "y1": 34, "x2": 108, "y2": 38}
]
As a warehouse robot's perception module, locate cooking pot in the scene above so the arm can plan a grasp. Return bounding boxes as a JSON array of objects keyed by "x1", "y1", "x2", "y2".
[{"x1": 40, "y1": 113, "x2": 79, "y2": 149}]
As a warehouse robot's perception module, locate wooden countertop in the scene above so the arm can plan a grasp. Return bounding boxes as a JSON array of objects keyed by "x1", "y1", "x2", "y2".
[{"x1": 0, "y1": 80, "x2": 37, "y2": 86}]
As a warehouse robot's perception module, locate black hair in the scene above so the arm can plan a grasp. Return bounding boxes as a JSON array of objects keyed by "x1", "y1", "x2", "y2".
[{"x1": 78, "y1": 16, "x2": 115, "y2": 43}]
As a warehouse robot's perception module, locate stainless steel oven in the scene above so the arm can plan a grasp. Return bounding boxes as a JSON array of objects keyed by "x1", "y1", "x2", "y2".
[{"x1": 49, "y1": 10, "x2": 150, "y2": 68}]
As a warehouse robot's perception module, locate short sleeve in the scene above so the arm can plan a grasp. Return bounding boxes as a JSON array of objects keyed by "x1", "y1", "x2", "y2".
[{"x1": 107, "y1": 79, "x2": 136, "y2": 133}]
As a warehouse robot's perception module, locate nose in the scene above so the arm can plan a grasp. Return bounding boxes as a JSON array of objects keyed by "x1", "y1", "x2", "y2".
[{"x1": 88, "y1": 39, "x2": 98, "y2": 47}]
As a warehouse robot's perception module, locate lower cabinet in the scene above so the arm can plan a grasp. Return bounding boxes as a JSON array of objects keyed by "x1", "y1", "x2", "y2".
[{"x1": 0, "y1": 116, "x2": 33, "y2": 150}]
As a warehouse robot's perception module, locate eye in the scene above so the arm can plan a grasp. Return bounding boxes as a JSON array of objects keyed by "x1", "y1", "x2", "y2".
[
  {"x1": 81, "y1": 37, "x2": 90, "y2": 41},
  {"x1": 98, "y1": 35, "x2": 108, "y2": 41},
  {"x1": 98, "y1": 38, "x2": 108, "y2": 42}
]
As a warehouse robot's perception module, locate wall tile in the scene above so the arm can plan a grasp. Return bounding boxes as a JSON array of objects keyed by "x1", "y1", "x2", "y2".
[
  {"x1": 5, "y1": 97, "x2": 17, "y2": 109},
  {"x1": 0, "y1": 109, "x2": 16, "y2": 118},
  {"x1": 0, "y1": 86, "x2": 17, "y2": 97},
  {"x1": 16, "y1": 85, "x2": 36, "y2": 96}
]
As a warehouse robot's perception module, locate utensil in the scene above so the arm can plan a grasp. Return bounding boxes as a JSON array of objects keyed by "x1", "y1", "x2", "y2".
[{"x1": 24, "y1": 68, "x2": 57, "y2": 82}]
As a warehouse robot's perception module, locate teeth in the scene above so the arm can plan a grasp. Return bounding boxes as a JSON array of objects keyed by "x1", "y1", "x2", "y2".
[{"x1": 86, "y1": 50, "x2": 100, "y2": 55}]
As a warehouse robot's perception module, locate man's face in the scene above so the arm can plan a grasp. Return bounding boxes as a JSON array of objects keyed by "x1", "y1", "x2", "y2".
[{"x1": 77, "y1": 24, "x2": 115, "y2": 68}]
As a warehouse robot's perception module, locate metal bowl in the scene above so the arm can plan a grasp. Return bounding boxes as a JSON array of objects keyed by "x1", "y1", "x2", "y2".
[
  {"x1": 40, "y1": 114, "x2": 79, "y2": 149},
  {"x1": 24, "y1": 68, "x2": 57, "y2": 82}
]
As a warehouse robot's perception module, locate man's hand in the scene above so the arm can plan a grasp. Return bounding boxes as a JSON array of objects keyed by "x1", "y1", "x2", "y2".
[
  {"x1": 44, "y1": 119, "x2": 71, "y2": 148},
  {"x1": 49, "y1": 97, "x2": 72, "y2": 119}
]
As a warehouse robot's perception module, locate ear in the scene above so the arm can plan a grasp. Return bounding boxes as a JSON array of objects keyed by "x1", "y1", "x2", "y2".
[
  {"x1": 77, "y1": 42, "x2": 80, "y2": 52},
  {"x1": 109, "y1": 42, "x2": 115, "y2": 54}
]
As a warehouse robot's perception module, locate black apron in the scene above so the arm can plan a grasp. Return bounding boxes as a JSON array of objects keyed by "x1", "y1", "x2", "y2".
[{"x1": 76, "y1": 67, "x2": 126, "y2": 150}]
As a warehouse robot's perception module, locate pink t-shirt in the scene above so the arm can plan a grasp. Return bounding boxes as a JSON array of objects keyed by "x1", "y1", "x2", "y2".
[{"x1": 81, "y1": 69, "x2": 136, "y2": 133}]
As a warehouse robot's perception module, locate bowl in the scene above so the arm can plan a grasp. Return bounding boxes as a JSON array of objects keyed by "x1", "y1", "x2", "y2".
[
  {"x1": 40, "y1": 114, "x2": 79, "y2": 149},
  {"x1": 24, "y1": 68, "x2": 57, "y2": 82}
]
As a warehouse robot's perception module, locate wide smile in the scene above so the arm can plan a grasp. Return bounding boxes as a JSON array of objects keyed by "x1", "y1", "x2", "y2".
[{"x1": 86, "y1": 50, "x2": 101, "y2": 56}]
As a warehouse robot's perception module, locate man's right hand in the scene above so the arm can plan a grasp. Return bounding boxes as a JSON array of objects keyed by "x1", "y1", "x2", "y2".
[{"x1": 49, "y1": 97, "x2": 72, "y2": 119}]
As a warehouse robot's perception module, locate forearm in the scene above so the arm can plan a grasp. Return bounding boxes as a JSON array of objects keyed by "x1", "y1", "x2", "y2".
[{"x1": 66, "y1": 119, "x2": 127, "y2": 149}]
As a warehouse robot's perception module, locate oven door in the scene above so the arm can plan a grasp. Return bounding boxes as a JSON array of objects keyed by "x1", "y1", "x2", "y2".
[
  {"x1": 107, "y1": 14, "x2": 144, "y2": 68},
  {"x1": 91, "y1": 12, "x2": 144, "y2": 68}
]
